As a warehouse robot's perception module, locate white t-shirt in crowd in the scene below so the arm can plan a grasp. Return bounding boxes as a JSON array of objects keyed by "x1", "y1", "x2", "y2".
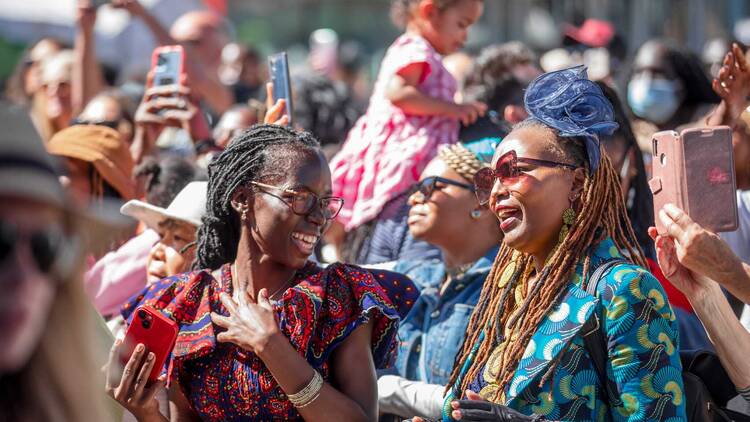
[{"x1": 719, "y1": 190, "x2": 750, "y2": 331}]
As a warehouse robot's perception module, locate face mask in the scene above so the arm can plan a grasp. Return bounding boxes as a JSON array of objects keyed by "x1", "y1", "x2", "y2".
[{"x1": 627, "y1": 76, "x2": 682, "y2": 124}]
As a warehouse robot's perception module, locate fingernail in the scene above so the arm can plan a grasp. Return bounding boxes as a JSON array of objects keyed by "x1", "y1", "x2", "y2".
[
  {"x1": 147, "y1": 352, "x2": 154, "y2": 361},
  {"x1": 136, "y1": 344, "x2": 144, "y2": 352}
]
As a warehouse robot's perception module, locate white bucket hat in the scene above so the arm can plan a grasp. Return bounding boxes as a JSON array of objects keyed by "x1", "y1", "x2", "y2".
[{"x1": 120, "y1": 181, "x2": 207, "y2": 230}]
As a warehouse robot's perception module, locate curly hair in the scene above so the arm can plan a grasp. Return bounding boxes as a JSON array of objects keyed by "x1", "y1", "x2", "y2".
[{"x1": 193, "y1": 124, "x2": 320, "y2": 270}]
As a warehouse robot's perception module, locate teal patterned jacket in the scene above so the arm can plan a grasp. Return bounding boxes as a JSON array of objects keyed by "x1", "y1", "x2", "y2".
[{"x1": 443, "y1": 238, "x2": 687, "y2": 421}]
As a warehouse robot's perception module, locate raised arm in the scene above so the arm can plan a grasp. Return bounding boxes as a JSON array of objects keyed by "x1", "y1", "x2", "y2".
[
  {"x1": 651, "y1": 230, "x2": 750, "y2": 393},
  {"x1": 705, "y1": 43, "x2": 750, "y2": 129},
  {"x1": 111, "y1": 0, "x2": 233, "y2": 113},
  {"x1": 72, "y1": 0, "x2": 105, "y2": 114}
]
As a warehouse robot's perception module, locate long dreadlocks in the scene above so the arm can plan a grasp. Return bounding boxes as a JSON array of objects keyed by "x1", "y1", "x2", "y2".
[
  {"x1": 445, "y1": 118, "x2": 647, "y2": 400},
  {"x1": 194, "y1": 124, "x2": 320, "y2": 270}
]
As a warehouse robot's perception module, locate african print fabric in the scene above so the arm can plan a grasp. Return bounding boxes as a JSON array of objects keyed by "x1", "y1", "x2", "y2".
[
  {"x1": 443, "y1": 238, "x2": 687, "y2": 421},
  {"x1": 122, "y1": 262, "x2": 418, "y2": 421}
]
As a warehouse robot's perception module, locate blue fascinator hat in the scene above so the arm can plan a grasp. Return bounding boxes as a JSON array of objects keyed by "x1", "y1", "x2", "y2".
[{"x1": 523, "y1": 65, "x2": 618, "y2": 172}]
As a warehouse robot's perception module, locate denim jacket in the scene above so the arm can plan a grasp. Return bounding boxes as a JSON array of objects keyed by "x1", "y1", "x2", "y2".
[{"x1": 389, "y1": 247, "x2": 499, "y2": 386}]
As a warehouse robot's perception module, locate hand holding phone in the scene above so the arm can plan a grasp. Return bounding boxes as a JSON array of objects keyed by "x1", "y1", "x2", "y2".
[
  {"x1": 120, "y1": 306, "x2": 178, "y2": 383},
  {"x1": 649, "y1": 126, "x2": 738, "y2": 234},
  {"x1": 268, "y1": 52, "x2": 294, "y2": 126}
]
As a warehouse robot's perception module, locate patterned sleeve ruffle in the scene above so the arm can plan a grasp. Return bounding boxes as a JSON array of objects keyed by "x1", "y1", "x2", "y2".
[
  {"x1": 121, "y1": 263, "x2": 419, "y2": 378},
  {"x1": 278, "y1": 263, "x2": 418, "y2": 370}
]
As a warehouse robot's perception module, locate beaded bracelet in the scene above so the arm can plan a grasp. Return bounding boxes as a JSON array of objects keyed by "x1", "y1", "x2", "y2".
[{"x1": 288, "y1": 370, "x2": 323, "y2": 408}]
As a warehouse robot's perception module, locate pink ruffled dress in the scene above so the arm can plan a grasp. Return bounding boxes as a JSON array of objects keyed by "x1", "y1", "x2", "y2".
[{"x1": 330, "y1": 34, "x2": 459, "y2": 230}]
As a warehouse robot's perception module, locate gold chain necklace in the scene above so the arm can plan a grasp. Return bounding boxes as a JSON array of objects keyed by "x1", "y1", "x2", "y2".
[{"x1": 231, "y1": 263, "x2": 294, "y2": 302}]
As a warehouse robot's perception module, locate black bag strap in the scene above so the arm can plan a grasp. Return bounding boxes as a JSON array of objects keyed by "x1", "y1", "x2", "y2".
[{"x1": 581, "y1": 258, "x2": 627, "y2": 408}]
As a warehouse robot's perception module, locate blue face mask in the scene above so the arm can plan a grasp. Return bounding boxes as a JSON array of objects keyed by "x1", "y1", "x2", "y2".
[{"x1": 627, "y1": 76, "x2": 682, "y2": 124}]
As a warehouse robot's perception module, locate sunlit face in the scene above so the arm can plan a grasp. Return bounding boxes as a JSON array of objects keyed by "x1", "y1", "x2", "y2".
[
  {"x1": 78, "y1": 96, "x2": 133, "y2": 146},
  {"x1": 146, "y1": 219, "x2": 197, "y2": 283},
  {"x1": 423, "y1": 0, "x2": 484, "y2": 55},
  {"x1": 40, "y1": 55, "x2": 73, "y2": 122},
  {"x1": 488, "y1": 126, "x2": 578, "y2": 257},
  {"x1": 239, "y1": 149, "x2": 333, "y2": 269},
  {"x1": 0, "y1": 197, "x2": 61, "y2": 373},
  {"x1": 407, "y1": 158, "x2": 479, "y2": 247}
]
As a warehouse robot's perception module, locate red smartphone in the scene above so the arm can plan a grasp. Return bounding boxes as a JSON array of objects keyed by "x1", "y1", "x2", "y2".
[
  {"x1": 150, "y1": 45, "x2": 185, "y2": 87},
  {"x1": 649, "y1": 126, "x2": 738, "y2": 234},
  {"x1": 120, "y1": 306, "x2": 178, "y2": 383}
]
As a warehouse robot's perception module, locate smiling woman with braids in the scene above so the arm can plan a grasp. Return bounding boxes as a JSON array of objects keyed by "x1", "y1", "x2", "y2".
[
  {"x1": 103, "y1": 122, "x2": 417, "y2": 421},
  {"x1": 416, "y1": 67, "x2": 687, "y2": 422}
]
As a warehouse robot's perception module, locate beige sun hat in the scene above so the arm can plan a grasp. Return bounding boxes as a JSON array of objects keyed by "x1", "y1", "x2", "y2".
[{"x1": 120, "y1": 181, "x2": 207, "y2": 230}]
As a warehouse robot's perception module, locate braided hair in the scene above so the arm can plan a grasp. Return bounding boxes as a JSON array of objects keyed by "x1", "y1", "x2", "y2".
[
  {"x1": 445, "y1": 119, "x2": 646, "y2": 398},
  {"x1": 194, "y1": 124, "x2": 320, "y2": 270},
  {"x1": 438, "y1": 143, "x2": 487, "y2": 182}
]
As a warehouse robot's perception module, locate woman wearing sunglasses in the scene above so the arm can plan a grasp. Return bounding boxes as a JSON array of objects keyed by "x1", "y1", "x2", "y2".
[
  {"x1": 105, "y1": 124, "x2": 416, "y2": 421},
  {"x1": 378, "y1": 139, "x2": 502, "y2": 421},
  {"x1": 427, "y1": 67, "x2": 686, "y2": 421},
  {"x1": 0, "y1": 104, "x2": 110, "y2": 420}
]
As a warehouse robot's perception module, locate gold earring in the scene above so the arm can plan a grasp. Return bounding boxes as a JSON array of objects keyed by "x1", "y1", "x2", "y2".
[
  {"x1": 559, "y1": 207, "x2": 576, "y2": 242},
  {"x1": 241, "y1": 208, "x2": 248, "y2": 221}
]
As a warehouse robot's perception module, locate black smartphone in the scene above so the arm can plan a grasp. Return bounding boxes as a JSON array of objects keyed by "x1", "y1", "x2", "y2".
[{"x1": 268, "y1": 52, "x2": 294, "y2": 126}]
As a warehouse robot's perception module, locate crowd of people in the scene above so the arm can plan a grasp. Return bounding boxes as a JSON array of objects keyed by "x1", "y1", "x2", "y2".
[{"x1": 3, "y1": 0, "x2": 750, "y2": 420}]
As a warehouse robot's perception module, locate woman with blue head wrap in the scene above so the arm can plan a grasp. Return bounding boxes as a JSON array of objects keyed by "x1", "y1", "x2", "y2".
[{"x1": 414, "y1": 66, "x2": 687, "y2": 421}]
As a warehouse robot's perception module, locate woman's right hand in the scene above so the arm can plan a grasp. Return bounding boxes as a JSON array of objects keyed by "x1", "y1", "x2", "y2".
[{"x1": 104, "y1": 339, "x2": 166, "y2": 421}]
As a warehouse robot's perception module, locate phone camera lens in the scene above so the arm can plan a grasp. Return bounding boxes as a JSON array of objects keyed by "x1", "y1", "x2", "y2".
[
  {"x1": 141, "y1": 318, "x2": 152, "y2": 329},
  {"x1": 137, "y1": 309, "x2": 147, "y2": 320}
]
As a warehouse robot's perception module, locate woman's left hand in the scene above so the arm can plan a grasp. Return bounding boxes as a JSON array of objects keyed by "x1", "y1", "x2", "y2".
[
  {"x1": 211, "y1": 289, "x2": 281, "y2": 354},
  {"x1": 450, "y1": 390, "x2": 541, "y2": 421}
]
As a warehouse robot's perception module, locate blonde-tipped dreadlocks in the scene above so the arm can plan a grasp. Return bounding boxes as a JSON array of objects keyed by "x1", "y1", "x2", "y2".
[{"x1": 445, "y1": 119, "x2": 646, "y2": 401}]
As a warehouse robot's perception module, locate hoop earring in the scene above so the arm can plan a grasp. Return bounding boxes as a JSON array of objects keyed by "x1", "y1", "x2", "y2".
[
  {"x1": 241, "y1": 208, "x2": 248, "y2": 222},
  {"x1": 559, "y1": 207, "x2": 576, "y2": 242},
  {"x1": 470, "y1": 209, "x2": 482, "y2": 220}
]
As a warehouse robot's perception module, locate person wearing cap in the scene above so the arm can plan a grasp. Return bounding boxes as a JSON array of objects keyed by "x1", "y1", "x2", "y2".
[
  {"x1": 0, "y1": 102, "x2": 111, "y2": 420},
  {"x1": 85, "y1": 181, "x2": 207, "y2": 318},
  {"x1": 377, "y1": 140, "x2": 501, "y2": 421},
  {"x1": 122, "y1": 181, "x2": 207, "y2": 285},
  {"x1": 47, "y1": 124, "x2": 136, "y2": 208}
]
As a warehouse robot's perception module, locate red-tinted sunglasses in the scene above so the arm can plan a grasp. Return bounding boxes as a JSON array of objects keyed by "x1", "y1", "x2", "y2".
[{"x1": 473, "y1": 150, "x2": 577, "y2": 206}]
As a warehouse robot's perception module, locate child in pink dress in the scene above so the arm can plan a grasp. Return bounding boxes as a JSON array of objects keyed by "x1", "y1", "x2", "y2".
[{"x1": 330, "y1": 0, "x2": 486, "y2": 232}]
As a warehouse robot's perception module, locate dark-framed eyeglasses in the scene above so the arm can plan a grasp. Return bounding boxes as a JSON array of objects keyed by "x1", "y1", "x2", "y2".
[
  {"x1": 412, "y1": 176, "x2": 475, "y2": 200},
  {"x1": 473, "y1": 150, "x2": 578, "y2": 206},
  {"x1": 250, "y1": 181, "x2": 344, "y2": 220}
]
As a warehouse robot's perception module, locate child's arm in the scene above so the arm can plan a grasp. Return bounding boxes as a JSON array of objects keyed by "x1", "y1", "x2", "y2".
[{"x1": 385, "y1": 62, "x2": 487, "y2": 125}]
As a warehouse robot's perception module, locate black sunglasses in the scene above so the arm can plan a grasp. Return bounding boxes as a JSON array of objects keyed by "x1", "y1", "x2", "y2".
[
  {"x1": 69, "y1": 117, "x2": 121, "y2": 130},
  {"x1": 412, "y1": 176, "x2": 475, "y2": 200},
  {"x1": 250, "y1": 181, "x2": 344, "y2": 220},
  {"x1": 0, "y1": 220, "x2": 66, "y2": 275}
]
